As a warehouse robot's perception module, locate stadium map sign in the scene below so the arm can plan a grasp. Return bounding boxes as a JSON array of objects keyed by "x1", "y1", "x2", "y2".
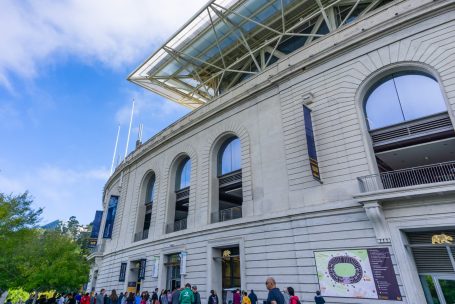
[{"x1": 314, "y1": 248, "x2": 402, "y2": 300}]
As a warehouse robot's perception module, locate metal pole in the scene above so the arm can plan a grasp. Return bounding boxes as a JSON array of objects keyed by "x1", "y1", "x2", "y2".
[
  {"x1": 124, "y1": 99, "x2": 135, "y2": 159},
  {"x1": 110, "y1": 125, "x2": 121, "y2": 175}
]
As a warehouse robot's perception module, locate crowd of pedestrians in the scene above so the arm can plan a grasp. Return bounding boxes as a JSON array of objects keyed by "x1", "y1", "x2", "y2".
[{"x1": 6, "y1": 277, "x2": 324, "y2": 304}]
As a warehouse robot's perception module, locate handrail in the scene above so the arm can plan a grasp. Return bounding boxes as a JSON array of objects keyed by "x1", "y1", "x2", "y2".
[
  {"x1": 357, "y1": 161, "x2": 455, "y2": 192},
  {"x1": 211, "y1": 206, "x2": 242, "y2": 223}
]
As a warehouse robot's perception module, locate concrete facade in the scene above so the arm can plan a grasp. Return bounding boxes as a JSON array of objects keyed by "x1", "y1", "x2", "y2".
[{"x1": 88, "y1": 1, "x2": 455, "y2": 303}]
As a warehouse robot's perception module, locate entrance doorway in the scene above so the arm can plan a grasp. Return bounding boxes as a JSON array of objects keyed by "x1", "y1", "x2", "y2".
[
  {"x1": 165, "y1": 253, "x2": 181, "y2": 290},
  {"x1": 407, "y1": 230, "x2": 455, "y2": 304},
  {"x1": 221, "y1": 247, "x2": 240, "y2": 304}
]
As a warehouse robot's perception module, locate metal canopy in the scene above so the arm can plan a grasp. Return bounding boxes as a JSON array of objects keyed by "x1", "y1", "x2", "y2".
[{"x1": 128, "y1": 0, "x2": 392, "y2": 109}]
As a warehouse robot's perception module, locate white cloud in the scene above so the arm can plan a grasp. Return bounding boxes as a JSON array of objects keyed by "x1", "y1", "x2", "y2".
[
  {"x1": 0, "y1": 165, "x2": 110, "y2": 224},
  {"x1": 0, "y1": 0, "x2": 208, "y2": 88}
]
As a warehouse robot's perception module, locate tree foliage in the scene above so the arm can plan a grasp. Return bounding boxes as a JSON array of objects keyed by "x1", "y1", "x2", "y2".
[{"x1": 0, "y1": 192, "x2": 89, "y2": 293}]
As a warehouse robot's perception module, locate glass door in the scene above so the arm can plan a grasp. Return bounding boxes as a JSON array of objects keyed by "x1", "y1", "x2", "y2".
[{"x1": 420, "y1": 275, "x2": 455, "y2": 304}]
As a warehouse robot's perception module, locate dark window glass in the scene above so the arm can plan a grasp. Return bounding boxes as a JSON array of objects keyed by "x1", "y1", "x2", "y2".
[
  {"x1": 177, "y1": 158, "x2": 191, "y2": 190},
  {"x1": 219, "y1": 137, "x2": 241, "y2": 175},
  {"x1": 365, "y1": 73, "x2": 446, "y2": 129},
  {"x1": 146, "y1": 175, "x2": 155, "y2": 204}
]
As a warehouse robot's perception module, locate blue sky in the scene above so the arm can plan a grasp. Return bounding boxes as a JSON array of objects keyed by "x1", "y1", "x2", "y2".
[{"x1": 0, "y1": 0, "x2": 207, "y2": 225}]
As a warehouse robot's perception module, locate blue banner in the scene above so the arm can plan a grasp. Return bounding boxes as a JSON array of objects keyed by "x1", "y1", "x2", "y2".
[
  {"x1": 119, "y1": 262, "x2": 127, "y2": 282},
  {"x1": 103, "y1": 196, "x2": 119, "y2": 239},
  {"x1": 303, "y1": 105, "x2": 321, "y2": 182},
  {"x1": 88, "y1": 210, "x2": 103, "y2": 248}
]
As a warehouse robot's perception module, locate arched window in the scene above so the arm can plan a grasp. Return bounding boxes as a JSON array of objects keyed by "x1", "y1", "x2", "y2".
[
  {"x1": 365, "y1": 73, "x2": 446, "y2": 130},
  {"x1": 146, "y1": 175, "x2": 155, "y2": 204},
  {"x1": 134, "y1": 172, "x2": 155, "y2": 242},
  {"x1": 167, "y1": 156, "x2": 191, "y2": 233},
  {"x1": 176, "y1": 157, "x2": 191, "y2": 190},
  {"x1": 212, "y1": 136, "x2": 243, "y2": 223},
  {"x1": 218, "y1": 137, "x2": 241, "y2": 176},
  {"x1": 359, "y1": 70, "x2": 455, "y2": 191}
]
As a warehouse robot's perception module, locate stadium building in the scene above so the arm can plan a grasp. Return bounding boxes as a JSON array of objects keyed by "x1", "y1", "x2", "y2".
[{"x1": 87, "y1": 0, "x2": 455, "y2": 303}]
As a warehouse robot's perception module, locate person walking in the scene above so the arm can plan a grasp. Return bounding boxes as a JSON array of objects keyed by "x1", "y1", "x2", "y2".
[
  {"x1": 241, "y1": 292, "x2": 250, "y2": 304},
  {"x1": 151, "y1": 289, "x2": 158, "y2": 304},
  {"x1": 171, "y1": 288, "x2": 180, "y2": 304},
  {"x1": 178, "y1": 284, "x2": 194, "y2": 304},
  {"x1": 96, "y1": 290, "x2": 105, "y2": 304},
  {"x1": 314, "y1": 291, "x2": 324, "y2": 304},
  {"x1": 126, "y1": 293, "x2": 135, "y2": 304},
  {"x1": 207, "y1": 290, "x2": 218, "y2": 304},
  {"x1": 247, "y1": 291, "x2": 256, "y2": 304},
  {"x1": 110, "y1": 291, "x2": 119, "y2": 304},
  {"x1": 160, "y1": 291, "x2": 168, "y2": 304},
  {"x1": 286, "y1": 288, "x2": 300, "y2": 304},
  {"x1": 191, "y1": 286, "x2": 200, "y2": 304},
  {"x1": 81, "y1": 293, "x2": 90, "y2": 304},
  {"x1": 233, "y1": 290, "x2": 240, "y2": 304},
  {"x1": 265, "y1": 277, "x2": 285, "y2": 304}
]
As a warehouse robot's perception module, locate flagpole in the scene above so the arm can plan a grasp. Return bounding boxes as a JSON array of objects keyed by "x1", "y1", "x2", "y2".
[
  {"x1": 110, "y1": 125, "x2": 121, "y2": 175},
  {"x1": 124, "y1": 99, "x2": 135, "y2": 159}
]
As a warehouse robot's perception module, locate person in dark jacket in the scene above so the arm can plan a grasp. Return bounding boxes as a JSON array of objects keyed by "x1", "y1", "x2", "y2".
[
  {"x1": 247, "y1": 291, "x2": 257, "y2": 304},
  {"x1": 265, "y1": 277, "x2": 285, "y2": 304},
  {"x1": 207, "y1": 290, "x2": 218, "y2": 304},
  {"x1": 171, "y1": 288, "x2": 180, "y2": 304},
  {"x1": 191, "y1": 286, "x2": 200, "y2": 304},
  {"x1": 126, "y1": 293, "x2": 135, "y2": 304},
  {"x1": 314, "y1": 291, "x2": 325, "y2": 304}
]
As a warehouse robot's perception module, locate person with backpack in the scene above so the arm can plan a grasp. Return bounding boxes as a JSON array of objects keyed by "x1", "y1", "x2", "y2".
[
  {"x1": 285, "y1": 288, "x2": 300, "y2": 304},
  {"x1": 247, "y1": 291, "x2": 256, "y2": 304},
  {"x1": 314, "y1": 291, "x2": 325, "y2": 304}
]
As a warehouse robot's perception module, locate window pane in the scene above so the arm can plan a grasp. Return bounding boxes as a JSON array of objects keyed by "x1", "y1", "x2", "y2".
[
  {"x1": 231, "y1": 138, "x2": 241, "y2": 172},
  {"x1": 220, "y1": 137, "x2": 241, "y2": 175},
  {"x1": 394, "y1": 75, "x2": 446, "y2": 121},
  {"x1": 179, "y1": 159, "x2": 191, "y2": 189},
  {"x1": 147, "y1": 178, "x2": 155, "y2": 203},
  {"x1": 365, "y1": 79, "x2": 404, "y2": 129}
]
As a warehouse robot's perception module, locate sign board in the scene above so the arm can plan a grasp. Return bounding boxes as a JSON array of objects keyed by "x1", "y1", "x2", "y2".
[
  {"x1": 127, "y1": 282, "x2": 136, "y2": 293},
  {"x1": 180, "y1": 252, "x2": 187, "y2": 275},
  {"x1": 314, "y1": 248, "x2": 401, "y2": 300},
  {"x1": 152, "y1": 257, "x2": 159, "y2": 278}
]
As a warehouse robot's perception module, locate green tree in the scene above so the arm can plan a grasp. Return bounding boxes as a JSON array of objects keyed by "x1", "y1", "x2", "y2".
[
  {"x1": 20, "y1": 230, "x2": 89, "y2": 292},
  {"x1": 0, "y1": 192, "x2": 90, "y2": 293},
  {"x1": 0, "y1": 192, "x2": 42, "y2": 292}
]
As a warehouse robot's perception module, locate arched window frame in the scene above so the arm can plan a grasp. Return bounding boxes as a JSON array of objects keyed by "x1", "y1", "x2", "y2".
[
  {"x1": 175, "y1": 157, "x2": 191, "y2": 190},
  {"x1": 145, "y1": 174, "x2": 156, "y2": 205},
  {"x1": 217, "y1": 136, "x2": 241, "y2": 177},
  {"x1": 363, "y1": 71, "x2": 447, "y2": 130}
]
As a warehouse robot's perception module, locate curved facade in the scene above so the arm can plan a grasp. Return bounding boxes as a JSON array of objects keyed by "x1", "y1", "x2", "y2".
[{"x1": 88, "y1": 1, "x2": 455, "y2": 303}]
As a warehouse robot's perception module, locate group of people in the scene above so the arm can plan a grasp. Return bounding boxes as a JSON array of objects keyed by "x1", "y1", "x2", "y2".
[
  {"x1": 264, "y1": 277, "x2": 325, "y2": 304},
  {"x1": 7, "y1": 278, "x2": 324, "y2": 304}
]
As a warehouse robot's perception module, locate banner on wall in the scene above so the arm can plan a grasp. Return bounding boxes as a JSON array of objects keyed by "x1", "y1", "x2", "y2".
[
  {"x1": 152, "y1": 256, "x2": 159, "y2": 278},
  {"x1": 314, "y1": 248, "x2": 402, "y2": 301},
  {"x1": 180, "y1": 252, "x2": 187, "y2": 275},
  {"x1": 302, "y1": 105, "x2": 322, "y2": 182},
  {"x1": 88, "y1": 210, "x2": 103, "y2": 248},
  {"x1": 119, "y1": 262, "x2": 127, "y2": 282},
  {"x1": 138, "y1": 259, "x2": 146, "y2": 280}
]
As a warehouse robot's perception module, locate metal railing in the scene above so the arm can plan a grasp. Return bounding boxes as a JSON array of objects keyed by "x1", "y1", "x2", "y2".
[
  {"x1": 357, "y1": 161, "x2": 455, "y2": 192},
  {"x1": 88, "y1": 242, "x2": 105, "y2": 255},
  {"x1": 133, "y1": 229, "x2": 149, "y2": 242},
  {"x1": 211, "y1": 206, "x2": 242, "y2": 223},
  {"x1": 166, "y1": 218, "x2": 187, "y2": 233}
]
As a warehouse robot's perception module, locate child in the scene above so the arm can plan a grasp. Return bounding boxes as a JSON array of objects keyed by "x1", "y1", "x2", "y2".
[{"x1": 314, "y1": 291, "x2": 325, "y2": 304}]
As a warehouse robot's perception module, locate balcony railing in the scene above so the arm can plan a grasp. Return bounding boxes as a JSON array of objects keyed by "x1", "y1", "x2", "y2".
[
  {"x1": 357, "y1": 161, "x2": 455, "y2": 192},
  {"x1": 211, "y1": 206, "x2": 242, "y2": 223},
  {"x1": 133, "y1": 229, "x2": 149, "y2": 242},
  {"x1": 166, "y1": 218, "x2": 187, "y2": 233},
  {"x1": 88, "y1": 242, "x2": 105, "y2": 255}
]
